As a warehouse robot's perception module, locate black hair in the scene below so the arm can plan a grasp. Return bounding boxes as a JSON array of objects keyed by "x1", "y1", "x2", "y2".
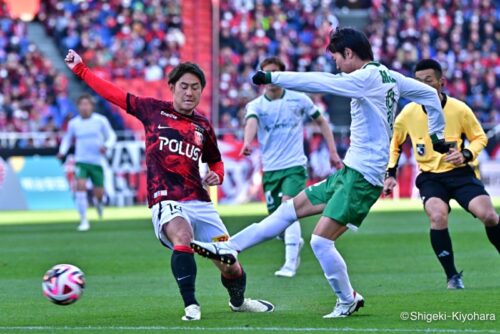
[
  {"x1": 260, "y1": 57, "x2": 286, "y2": 71},
  {"x1": 77, "y1": 93, "x2": 95, "y2": 105},
  {"x1": 414, "y1": 59, "x2": 443, "y2": 78},
  {"x1": 327, "y1": 27, "x2": 374, "y2": 61},
  {"x1": 168, "y1": 62, "x2": 206, "y2": 89}
]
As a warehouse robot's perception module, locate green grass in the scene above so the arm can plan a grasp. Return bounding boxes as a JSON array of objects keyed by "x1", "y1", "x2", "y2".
[{"x1": 0, "y1": 203, "x2": 499, "y2": 333}]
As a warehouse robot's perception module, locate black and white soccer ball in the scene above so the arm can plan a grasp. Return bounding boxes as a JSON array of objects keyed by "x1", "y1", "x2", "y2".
[{"x1": 42, "y1": 264, "x2": 85, "y2": 305}]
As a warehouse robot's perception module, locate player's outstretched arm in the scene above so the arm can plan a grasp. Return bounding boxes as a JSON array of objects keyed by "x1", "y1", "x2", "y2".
[
  {"x1": 252, "y1": 70, "x2": 365, "y2": 99},
  {"x1": 391, "y1": 71, "x2": 448, "y2": 153},
  {"x1": 65, "y1": 49, "x2": 127, "y2": 110}
]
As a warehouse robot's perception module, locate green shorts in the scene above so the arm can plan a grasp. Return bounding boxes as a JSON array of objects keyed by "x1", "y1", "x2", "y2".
[
  {"x1": 305, "y1": 166, "x2": 382, "y2": 227},
  {"x1": 262, "y1": 166, "x2": 307, "y2": 213},
  {"x1": 75, "y1": 162, "x2": 104, "y2": 187}
]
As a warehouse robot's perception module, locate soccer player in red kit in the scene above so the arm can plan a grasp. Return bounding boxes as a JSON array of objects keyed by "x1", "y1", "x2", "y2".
[{"x1": 64, "y1": 49, "x2": 274, "y2": 321}]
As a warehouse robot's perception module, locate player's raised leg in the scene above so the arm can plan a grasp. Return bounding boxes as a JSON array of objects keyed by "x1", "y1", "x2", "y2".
[
  {"x1": 191, "y1": 190, "x2": 324, "y2": 263},
  {"x1": 186, "y1": 200, "x2": 274, "y2": 313},
  {"x1": 467, "y1": 195, "x2": 500, "y2": 253}
]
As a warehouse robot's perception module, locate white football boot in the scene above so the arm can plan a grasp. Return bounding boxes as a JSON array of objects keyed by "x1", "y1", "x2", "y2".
[
  {"x1": 77, "y1": 220, "x2": 90, "y2": 232},
  {"x1": 229, "y1": 298, "x2": 274, "y2": 312},
  {"x1": 182, "y1": 304, "x2": 201, "y2": 321},
  {"x1": 191, "y1": 240, "x2": 238, "y2": 265},
  {"x1": 323, "y1": 291, "x2": 365, "y2": 318}
]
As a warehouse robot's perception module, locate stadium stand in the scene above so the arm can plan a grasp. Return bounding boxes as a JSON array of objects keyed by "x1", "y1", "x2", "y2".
[
  {"x1": 36, "y1": 0, "x2": 215, "y2": 132},
  {"x1": 218, "y1": 0, "x2": 498, "y2": 154},
  {"x1": 366, "y1": 0, "x2": 498, "y2": 129},
  {"x1": 38, "y1": 0, "x2": 184, "y2": 81},
  {"x1": 218, "y1": 0, "x2": 338, "y2": 126},
  {"x1": 0, "y1": 3, "x2": 76, "y2": 146},
  {"x1": 2, "y1": 1, "x2": 497, "y2": 156}
]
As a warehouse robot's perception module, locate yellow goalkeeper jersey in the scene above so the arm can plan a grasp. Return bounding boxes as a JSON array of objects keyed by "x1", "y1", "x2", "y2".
[{"x1": 388, "y1": 94, "x2": 487, "y2": 174}]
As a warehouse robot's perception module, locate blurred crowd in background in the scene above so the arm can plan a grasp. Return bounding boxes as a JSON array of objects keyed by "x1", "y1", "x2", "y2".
[
  {"x1": 0, "y1": 2, "x2": 74, "y2": 143},
  {"x1": 39, "y1": 0, "x2": 184, "y2": 80},
  {"x1": 367, "y1": 0, "x2": 499, "y2": 129},
  {"x1": 0, "y1": 0, "x2": 498, "y2": 160},
  {"x1": 218, "y1": 0, "x2": 338, "y2": 129}
]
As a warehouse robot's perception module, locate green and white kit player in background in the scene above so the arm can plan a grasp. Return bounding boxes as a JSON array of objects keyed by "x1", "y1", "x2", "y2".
[
  {"x1": 242, "y1": 56, "x2": 343, "y2": 278},
  {"x1": 193, "y1": 27, "x2": 449, "y2": 318},
  {"x1": 58, "y1": 94, "x2": 117, "y2": 231}
]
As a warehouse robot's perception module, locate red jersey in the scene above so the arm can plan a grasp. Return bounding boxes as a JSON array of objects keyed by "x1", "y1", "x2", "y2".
[
  {"x1": 127, "y1": 94, "x2": 221, "y2": 206},
  {"x1": 71, "y1": 63, "x2": 224, "y2": 208}
]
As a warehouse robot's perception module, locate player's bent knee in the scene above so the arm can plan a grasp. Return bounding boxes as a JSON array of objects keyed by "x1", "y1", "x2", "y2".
[
  {"x1": 310, "y1": 234, "x2": 331, "y2": 254},
  {"x1": 164, "y1": 228, "x2": 192, "y2": 247},
  {"x1": 427, "y1": 209, "x2": 448, "y2": 229},
  {"x1": 221, "y1": 262, "x2": 241, "y2": 275},
  {"x1": 479, "y1": 210, "x2": 499, "y2": 227}
]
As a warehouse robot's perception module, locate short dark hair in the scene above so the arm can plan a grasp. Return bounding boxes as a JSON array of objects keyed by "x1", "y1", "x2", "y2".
[
  {"x1": 168, "y1": 62, "x2": 206, "y2": 89},
  {"x1": 260, "y1": 57, "x2": 286, "y2": 71},
  {"x1": 77, "y1": 94, "x2": 95, "y2": 105},
  {"x1": 414, "y1": 59, "x2": 443, "y2": 78},
  {"x1": 327, "y1": 27, "x2": 374, "y2": 61}
]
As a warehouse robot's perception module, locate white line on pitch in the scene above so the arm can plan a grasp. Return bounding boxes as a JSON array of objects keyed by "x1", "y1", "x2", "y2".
[{"x1": 0, "y1": 327, "x2": 497, "y2": 333}]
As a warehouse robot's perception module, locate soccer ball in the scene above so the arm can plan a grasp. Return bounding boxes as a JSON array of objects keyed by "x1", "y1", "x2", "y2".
[{"x1": 42, "y1": 264, "x2": 85, "y2": 305}]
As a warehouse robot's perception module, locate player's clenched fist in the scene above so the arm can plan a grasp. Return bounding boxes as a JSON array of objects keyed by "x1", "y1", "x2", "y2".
[
  {"x1": 239, "y1": 142, "x2": 253, "y2": 156},
  {"x1": 383, "y1": 176, "x2": 397, "y2": 196},
  {"x1": 252, "y1": 71, "x2": 272, "y2": 85},
  {"x1": 202, "y1": 171, "x2": 221, "y2": 186},
  {"x1": 64, "y1": 49, "x2": 82, "y2": 70}
]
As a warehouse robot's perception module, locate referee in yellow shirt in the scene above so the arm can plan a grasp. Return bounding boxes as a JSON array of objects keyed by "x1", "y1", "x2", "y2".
[{"x1": 383, "y1": 59, "x2": 499, "y2": 289}]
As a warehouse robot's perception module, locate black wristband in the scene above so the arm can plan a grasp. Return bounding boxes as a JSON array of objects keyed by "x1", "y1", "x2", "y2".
[
  {"x1": 462, "y1": 149, "x2": 473, "y2": 163},
  {"x1": 386, "y1": 167, "x2": 397, "y2": 179}
]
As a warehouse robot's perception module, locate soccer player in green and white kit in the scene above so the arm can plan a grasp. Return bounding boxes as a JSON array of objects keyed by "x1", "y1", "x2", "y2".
[
  {"x1": 242, "y1": 57, "x2": 343, "y2": 277},
  {"x1": 58, "y1": 94, "x2": 116, "y2": 231},
  {"x1": 192, "y1": 27, "x2": 449, "y2": 318}
]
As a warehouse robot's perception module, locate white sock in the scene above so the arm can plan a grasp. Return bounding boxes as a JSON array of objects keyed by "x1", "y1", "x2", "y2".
[
  {"x1": 228, "y1": 200, "x2": 297, "y2": 251},
  {"x1": 94, "y1": 197, "x2": 104, "y2": 214},
  {"x1": 284, "y1": 221, "x2": 301, "y2": 269},
  {"x1": 75, "y1": 191, "x2": 88, "y2": 222},
  {"x1": 310, "y1": 234, "x2": 354, "y2": 304}
]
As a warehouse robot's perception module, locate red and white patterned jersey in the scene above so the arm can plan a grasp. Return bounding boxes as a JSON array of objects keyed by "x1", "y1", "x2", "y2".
[{"x1": 127, "y1": 94, "x2": 221, "y2": 207}]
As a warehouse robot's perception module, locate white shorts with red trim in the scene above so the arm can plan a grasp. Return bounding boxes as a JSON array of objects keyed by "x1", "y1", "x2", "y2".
[{"x1": 151, "y1": 200, "x2": 229, "y2": 249}]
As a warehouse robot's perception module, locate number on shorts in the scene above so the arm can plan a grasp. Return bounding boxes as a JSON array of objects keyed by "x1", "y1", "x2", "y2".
[
  {"x1": 167, "y1": 203, "x2": 182, "y2": 215},
  {"x1": 265, "y1": 191, "x2": 274, "y2": 206}
]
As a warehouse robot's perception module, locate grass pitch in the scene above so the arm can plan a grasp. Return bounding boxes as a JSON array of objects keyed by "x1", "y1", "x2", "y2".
[{"x1": 0, "y1": 201, "x2": 498, "y2": 333}]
